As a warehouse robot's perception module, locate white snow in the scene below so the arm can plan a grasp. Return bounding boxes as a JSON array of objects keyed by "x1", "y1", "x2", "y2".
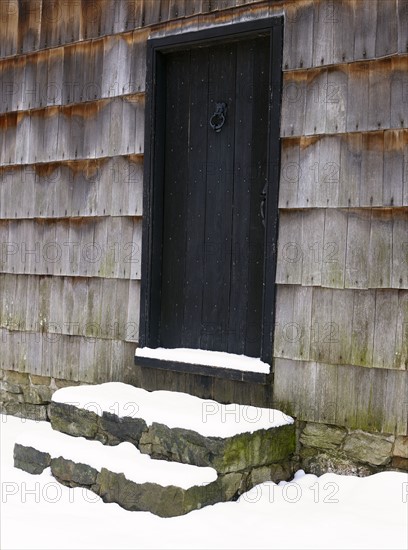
[
  {"x1": 52, "y1": 382, "x2": 293, "y2": 437},
  {"x1": 1, "y1": 415, "x2": 407, "y2": 550},
  {"x1": 15, "y1": 421, "x2": 217, "y2": 489},
  {"x1": 136, "y1": 347, "x2": 271, "y2": 374}
]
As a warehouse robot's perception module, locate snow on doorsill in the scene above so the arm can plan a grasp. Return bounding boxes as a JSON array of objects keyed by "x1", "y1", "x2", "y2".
[{"x1": 135, "y1": 347, "x2": 270, "y2": 375}]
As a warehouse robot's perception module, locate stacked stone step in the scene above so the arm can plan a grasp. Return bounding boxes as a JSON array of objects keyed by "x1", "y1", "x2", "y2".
[{"x1": 14, "y1": 383, "x2": 296, "y2": 517}]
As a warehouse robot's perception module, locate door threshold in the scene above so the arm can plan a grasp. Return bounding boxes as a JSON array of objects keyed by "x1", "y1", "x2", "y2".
[{"x1": 135, "y1": 347, "x2": 271, "y2": 384}]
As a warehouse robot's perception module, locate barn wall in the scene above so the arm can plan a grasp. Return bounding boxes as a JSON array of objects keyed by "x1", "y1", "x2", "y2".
[{"x1": 0, "y1": 0, "x2": 407, "y2": 459}]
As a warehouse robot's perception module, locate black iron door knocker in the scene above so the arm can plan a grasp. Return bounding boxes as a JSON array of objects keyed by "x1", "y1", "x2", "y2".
[{"x1": 210, "y1": 102, "x2": 227, "y2": 132}]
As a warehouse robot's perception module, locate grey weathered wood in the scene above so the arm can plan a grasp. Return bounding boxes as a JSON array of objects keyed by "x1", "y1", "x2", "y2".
[
  {"x1": 332, "y1": 0, "x2": 355, "y2": 65},
  {"x1": 304, "y1": 69, "x2": 327, "y2": 135},
  {"x1": 297, "y1": 136, "x2": 320, "y2": 207},
  {"x1": 360, "y1": 132, "x2": 384, "y2": 207},
  {"x1": 397, "y1": 0, "x2": 408, "y2": 54},
  {"x1": 273, "y1": 284, "x2": 294, "y2": 359},
  {"x1": 372, "y1": 290, "x2": 399, "y2": 369},
  {"x1": 353, "y1": 0, "x2": 377, "y2": 61},
  {"x1": 338, "y1": 133, "x2": 362, "y2": 207},
  {"x1": 312, "y1": 0, "x2": 333, "y2": 67},
  {"x1": 383, "y1": 130, "x2": 404, "y2": 206},
  {"x1": 315, "y1": 135, "x2": 341, "y2": 207},
  {"x1": 392, "y1": 211, "x2": 408, "y2": 289},
  {"x1": 368, "y1": 210, "x2": 393, "y2": 288},
  {"x1": 275, "y1": 211, "x2": 303, "y2": 285},
  {"x1": 345, "y1": 209, "x2": 370, "y2": 289},
  {"x1": 325, "y1": 68, "x2": 347, "y2": 134},
  {"x1": 345, "y1": 62, "x2": 369, "y2": 133},
  {"x1": 329, "y1": 288, "x2": 353, "y2": 365},
  {"x1": 280, "y1": 73, "x2": 306, "y2": 138},
  {"x1": 368, "y1": 59, "x2": 392, "y2": 131},
  {"x1": 282, "y1": 0, "x2": 314, "y2": 70},
  {"x1": 321, "y1": 209, "x2": 347, "y2": 288},
  {"x1": 279, "y1": 138, "x2": 300, "y2": 208},
  {"x1": 395, "y1": 291, "x2": 408, "y2": 371},
  {"x1": 309, "y1": 286, "x2": 333, "y2": 363},
  {"x1": 350, "y1": 289, "x2": 375, "y2": 368},
  {"x1": 301, "y1": 208, "x2": 325, "y2": 286},
  {"x1": 375, "y1": 0, "x2": 397, "y2": 58},
  {"x1": 390, "y1": 57, "x2": 408, "y2": 130}
]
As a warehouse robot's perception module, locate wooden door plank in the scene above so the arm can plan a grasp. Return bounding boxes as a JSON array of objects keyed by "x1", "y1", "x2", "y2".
[
  {"x1": 181, "y1": 46, "x2": 208, "y2": 349},
  {"x1": 244, "y1": 36, "x2": 269, "y2": 357},
  {"x1": 160, "y1": 50, "x2": 191, "y2": 347},
  {"x1": 200, "y1": 43, "x2": 236, "y2": 352}
]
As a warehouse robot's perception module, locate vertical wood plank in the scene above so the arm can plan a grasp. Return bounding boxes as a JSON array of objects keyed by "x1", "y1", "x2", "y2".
[
  {"x1": 322, "y1": 209, "x2": 347, "y2": 289},
  {"x1": 360, "y1": 132, "x2": 384, "y2": 207},
  {"x1": 329, "y1": 288, "x2": 353, "y2": 365},
  {"x1": 312, "y1": 0, "x2": 333, "y2": 67},
  {"x1": 390, "y1": 57, "x2": 408, "y2": 130},
  {"x1": 375, "y1": 0, "x2": 398, "y2": 58},
  {"x1": 338, "y1": 133, "x2": 362, "y2": 207},
  {"x1": 397, "y1": 0, "x2": 408, "y2": 54},
  {"x1": 275, "y1": 211, "x2": 303, "y2": 285},
  {"x1": 368, "y1": 59, "x2": 391, "y2": 132},
  {"x1": 392, "y1": 211, "x2": 408, "y2": 289},
  {"x1": 279, "y1": 138, "x2": 300, "y2": 208},
  {"x1": 353, "y1": 0, "x2": 377, "y2": 61},
  {"x1": 350, "y1": 289, "x2": 375, "y2": 368},
  {"x1": 325, "y1": 68, "x2": 347, "y2": 134},
  {"x1": 301, "y1": 208, "x2": 325, "y2": 287},
  {"x1": 368, "y1": 210, "x2": 393, "y2": 288},
  {"x1": 346, "y1": 63, "x2": 369, "y2": 133},
  {"x1": 280, "y1": 73, "x2": 306, "y2": 138},
  {"x1": 345, "y1": 209, "x2": 370, "y2": 289},
  {"x1": 282, "y1": 0, "x2": 314, "y2": 70},
  {"x1": 372, "y1": 290, "x2": 399, "y2": 369},
  {"x1": 383, "y1": 130, "x2": 404, "y2": 206},
  {"x1": 309, "y1": 287, "x2": 333, "y2": 364},
  {"x1": 304, "y1": 69, "x2": 327, "y2": 135}
]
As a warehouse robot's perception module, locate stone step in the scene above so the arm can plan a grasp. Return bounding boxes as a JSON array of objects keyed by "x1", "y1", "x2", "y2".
[
  {"x1": 49, "y1": 382, "x2": 296, "y2": 475},
  {"x1": 14, "y1": 421, "x2": 246, "y2": 517}
]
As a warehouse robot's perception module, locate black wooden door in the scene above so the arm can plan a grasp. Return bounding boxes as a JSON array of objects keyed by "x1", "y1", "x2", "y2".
[{"x1": 159, "y1": 36, "x2": 271, "y2": 358}]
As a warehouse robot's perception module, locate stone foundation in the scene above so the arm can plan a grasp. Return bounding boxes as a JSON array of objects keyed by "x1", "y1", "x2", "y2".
[
  {"x1": 298, "y1": 421, "x2": 408, "y2": 475},
  {"x1": 0, "y1": 369, "x2": 81, "y2": 421},
  {"x1": 2, "y1": 369, "x2": 407, "y2": 474}
]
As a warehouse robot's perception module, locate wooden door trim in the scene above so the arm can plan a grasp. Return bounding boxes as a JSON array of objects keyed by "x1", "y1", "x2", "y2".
[{"x1": 139, "y1": 17, "x2": 283, "y2": 365}]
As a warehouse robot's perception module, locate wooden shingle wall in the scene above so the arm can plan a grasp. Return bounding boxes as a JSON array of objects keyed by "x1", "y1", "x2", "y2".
[
  {"x1": 0, "y1": 0, "x2": 407, "y2": 433},
  {"x1": 276, "y1": 0, "x2": 408, "y2": 434}
]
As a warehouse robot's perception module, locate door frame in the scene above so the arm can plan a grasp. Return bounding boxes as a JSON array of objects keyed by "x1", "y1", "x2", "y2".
[{"x1": 139, "y1": 17, "x2": 283, "y2": 364}]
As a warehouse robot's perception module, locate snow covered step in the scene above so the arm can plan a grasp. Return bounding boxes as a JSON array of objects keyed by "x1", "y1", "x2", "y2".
[
  {"x1": 49, "y1": 382, "x2": 296, "y2": 475},
  {"x1": 13, "y1": 422, "x2": 245, "y2": 517}
]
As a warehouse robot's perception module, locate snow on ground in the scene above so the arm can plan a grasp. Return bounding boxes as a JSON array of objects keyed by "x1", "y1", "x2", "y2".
[
  {"x1": 135, "y1": 347, "x2": 270, "y2": 374},
  {"x1": 1, "y1": 415, "x2": 407, "y2": 550},
  {"x1": 52, "y1": 382, "x2": 293, "y2": 437}
]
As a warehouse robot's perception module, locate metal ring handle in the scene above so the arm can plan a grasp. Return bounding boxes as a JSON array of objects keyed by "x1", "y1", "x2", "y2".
[{"x1": 210, "y1": 102, "x2": 227, "y2": 132}]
